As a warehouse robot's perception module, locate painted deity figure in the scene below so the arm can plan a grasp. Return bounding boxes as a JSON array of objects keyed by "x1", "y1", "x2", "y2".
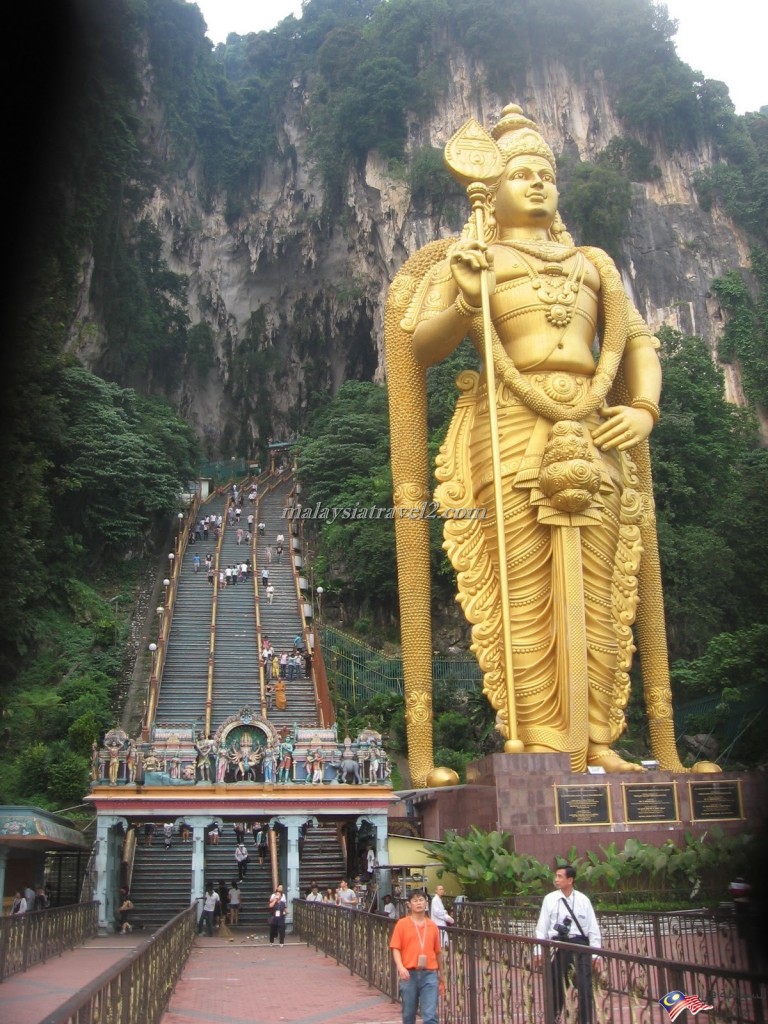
[
  {"x1": 386, "y1": 104, "x2": 685, "y2": 780},
  {"x1": 195, "y1": 736, "x2": 215, "y2": 782},
  {"x1": 90, "y1": 742, "x2": 102, "y2": 782},
  {"x1": 216, "y1": 745, "x2": 229, "y2": 782},
  {"x1": 108, "y1": 743, "x2": 121, "y2": 785},
  {"x1": 369, "y1": 746, "x2": 381, "y2": 783},
  {"x1": 277, "y1": 740, "x2": 294, "y2": 784},
  {"x1": 306, "y1": 748, "x2": 324, "y2": 784},
  {"x1": 263, "y1": 743, "x2": 276, "y2": 783},
  {"x1": 125, "y1": 740, "x2": 137, "y2": 783}
]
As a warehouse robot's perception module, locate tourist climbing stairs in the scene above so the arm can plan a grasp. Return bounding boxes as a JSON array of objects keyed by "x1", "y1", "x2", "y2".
[
  {"x1": 202, "y1": 827, "x2": 273, "y2": 930},
  {"x1": 257, "y1": 477, "x2": 319, "y2": 727},
  {"x1": 155, "y1": 495, "x2": 225, "y2": 730},
  {"x1": 211, "y1": 509, "x2": 261, "y2": 729}
]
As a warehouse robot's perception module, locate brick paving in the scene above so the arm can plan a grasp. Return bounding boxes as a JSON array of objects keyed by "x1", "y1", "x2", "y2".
[
  {"x1": 0, "y1": 933, "x2": 402, "y2": 1024},
  {"x1": 161, "y1": 935, "x2": 403, "y2": 1024},
  {"x1": 0, "y1": 933, "x2": 150, "y2": 1024}
]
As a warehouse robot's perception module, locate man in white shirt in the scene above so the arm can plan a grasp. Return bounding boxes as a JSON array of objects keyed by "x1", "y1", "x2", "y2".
[
  {"x1": 306, "y1": 884, "x2": 323, "y2": 902},
  {"x1": 535, "y1": 866, "x2": 601, "y2": 1024},
  {"x1": 429, "y1": 884, "x2": 454, "y2": 946},
  {"x1": 234, "y1": 842, "x2": 249, "y2": 880},
  {"x1": 336, "y1": 879, "x2": 359, "y2": 908},
  {"x1": 198, "y1": 883, "x2": 220, "y2": 935},
  {"x1": 11, "y1": 891, "x2": 27, "y2": 915}
]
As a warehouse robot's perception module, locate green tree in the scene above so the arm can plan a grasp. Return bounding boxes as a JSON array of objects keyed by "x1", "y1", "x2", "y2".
[
  {"x1": 51, "y1": 365, "x2": 198, "y2": 552},
  {"x1": 559, "y1": 161, "x2": 632, "y2": 257},
  {"x1": 298, "y1": 381, "x2": 396, "y2": 614}
]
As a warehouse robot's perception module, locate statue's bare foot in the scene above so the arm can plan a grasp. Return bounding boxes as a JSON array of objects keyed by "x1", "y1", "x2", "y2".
[{"x1": 587, "y1": 747, "x2": 645, "y2": 773}]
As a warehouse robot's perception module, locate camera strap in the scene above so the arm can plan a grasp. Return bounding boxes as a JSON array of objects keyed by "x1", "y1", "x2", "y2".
[{"x1": 559, "y1": 896, "x2": 589, "y2": 941}]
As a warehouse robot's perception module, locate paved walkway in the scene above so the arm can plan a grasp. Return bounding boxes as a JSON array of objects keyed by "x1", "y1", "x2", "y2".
[
  {"x1": 0, "y1": 933, "x2": 402, "y2": 1024},
  {"x1": 162, "y1": 935, "x2": 402, "y2": 1024},
  {"x1": 0, "y1": 933, "x2": 150, "y2": 1024}
]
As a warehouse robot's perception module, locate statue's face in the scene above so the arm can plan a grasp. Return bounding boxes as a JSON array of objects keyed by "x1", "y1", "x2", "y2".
[{"x1": 494, "y1": 155, "x2": 558, "y2": 231}]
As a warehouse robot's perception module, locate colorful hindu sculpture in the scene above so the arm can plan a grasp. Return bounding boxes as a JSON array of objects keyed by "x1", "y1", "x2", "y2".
[{"x1": 386, "y1": 104, "x2": 690, "y2": 785}]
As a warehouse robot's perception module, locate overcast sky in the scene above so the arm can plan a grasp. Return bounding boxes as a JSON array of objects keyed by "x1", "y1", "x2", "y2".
[{"x1": 190, "y1": 0, "x2": 766, "y2": 115}]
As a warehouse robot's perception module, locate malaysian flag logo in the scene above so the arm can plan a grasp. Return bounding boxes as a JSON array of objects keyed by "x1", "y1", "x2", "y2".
[{"x1": 659, "y1": 991, "x2": 714, "y2": 1020}]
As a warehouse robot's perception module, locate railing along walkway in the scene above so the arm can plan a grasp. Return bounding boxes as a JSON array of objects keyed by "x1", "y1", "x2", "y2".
[
  {"x1": 294, "y1": 901, "x2": 768, "y2": 1024},
  {"x1": 0, "y1": 902, "x2": 98, "y2": 982},
  {"x1": 455, "y1": 902, "x2": 756, "y2": 973},
  {"x1": 28, "y1": 905, "x2": 197, "y2": 1024}
]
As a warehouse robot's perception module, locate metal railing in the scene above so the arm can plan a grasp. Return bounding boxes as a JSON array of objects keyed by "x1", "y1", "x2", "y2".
[
  {"x1": 38, "y1": 903, "x2": 197, "y2": 1024},
  {"x1": 320, "y1": 625, "x2": 482, "y2": 704},
  {"x1": 0, "y1": 902, "x2": 98, "y2": 982},
  {"x1": 293, "y1": 901, "x2": 768, "y2": 1024},
  {"x1": 454, "y1": 903, "x2": 754, "y2": 972},
  {"x1": 294, "y1": 901, "x2": 399, "y2": 999}
]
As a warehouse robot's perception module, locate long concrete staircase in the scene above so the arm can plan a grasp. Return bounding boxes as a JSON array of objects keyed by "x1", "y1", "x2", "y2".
[
  {"x1": 200, "y1": 827, "x2": 274, "y2": 931},
  {"x1": 211, "y1": 512, "x2": 261, "y2": 728},
  {"x1": 257, "y1": 479, "x2": 317, "y2": 726},
  {"x1": 299, "y1": 822, "x2": 347, "y2": 895},
  {"x1": 131, "y1": 474, "x2": 336, "y2": 931},
  {"x1": 125, "y1": 834, "x2": 193, "y2": 931},
  {"x1": 155, "y1": 496, "x2": 225, "y2": 730}
]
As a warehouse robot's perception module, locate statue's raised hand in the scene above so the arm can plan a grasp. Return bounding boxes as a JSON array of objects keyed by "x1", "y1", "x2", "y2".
[{"x1": 449, "y1": 240, "x2": 495, "y2": 307}]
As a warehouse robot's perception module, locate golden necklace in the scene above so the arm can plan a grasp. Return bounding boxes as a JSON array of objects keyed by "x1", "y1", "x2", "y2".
[
  {"x1": 495, "y1": 238, "x2": 577, "y2": 262},
  {"x1": 468, "y1": 246, "x2": 630, "y2": 423},
  {"x1": 508, "y1": 248, "x2": 586, "y2": 329}
]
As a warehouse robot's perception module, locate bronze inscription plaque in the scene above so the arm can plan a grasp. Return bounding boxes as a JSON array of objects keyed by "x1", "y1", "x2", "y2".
[
  {"x1": 623, "y1": 783, "x2": 679, "y2": 823},
  {"x1": 555, "y1": 785, "x2": 611, "y2": 826},
  {"x1": 689, "y1": 781, "x2": 743, "y2": 821}
]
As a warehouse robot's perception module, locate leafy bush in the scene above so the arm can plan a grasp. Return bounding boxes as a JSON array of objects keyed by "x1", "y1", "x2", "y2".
[{"x1": 424, "y1": 827, "x2": 755, "y2": 902}]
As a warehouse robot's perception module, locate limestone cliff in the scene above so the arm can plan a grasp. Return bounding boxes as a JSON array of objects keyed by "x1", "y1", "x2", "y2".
[{"x1": 66, "y1": 48, "x2": 755, "y2": 454}]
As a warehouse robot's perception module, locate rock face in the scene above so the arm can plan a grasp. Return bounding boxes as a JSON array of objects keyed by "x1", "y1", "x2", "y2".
[{"x1": 66, "y1": 53, "x2": 752, "y2": 454}]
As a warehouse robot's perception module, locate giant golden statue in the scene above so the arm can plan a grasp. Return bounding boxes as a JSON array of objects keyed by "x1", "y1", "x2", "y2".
[{"x1": 386, "y1": 105, "x2": 686, "y2": 785}]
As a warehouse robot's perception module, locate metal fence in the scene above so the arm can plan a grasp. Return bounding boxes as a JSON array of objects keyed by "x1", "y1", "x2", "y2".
[
  {"x1": 37, "y1": 904, "x2": 197, "y2": 1024},
  {"x1": 320, "y1": 625, "x2": 482, "y2": 704},
  {"x1": 454, "y1": 903, "x2": 755, "y2": 974},
  {"x1": 0, "y1": 902, "x2": 98, "y2": 982},
  {"x1": 293, "y1": 901, "x2": 768, "y2": 1024}
]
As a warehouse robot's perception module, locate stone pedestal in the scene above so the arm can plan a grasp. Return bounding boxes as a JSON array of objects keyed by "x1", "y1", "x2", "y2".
[{"x1": 408, "y1": 754, "x2": 763, "y2": 866}]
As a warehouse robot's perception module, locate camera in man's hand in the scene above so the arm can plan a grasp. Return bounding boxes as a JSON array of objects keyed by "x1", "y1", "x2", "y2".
[{"x1": 553, "y1": 916, "x2": 572, "y2": 939}]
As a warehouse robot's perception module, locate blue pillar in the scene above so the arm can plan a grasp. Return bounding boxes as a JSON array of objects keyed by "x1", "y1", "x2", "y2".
[
  {"x1": 188, "y1": 817, "x2": 209, "y2": 920},
  {"x1": 94, "y1": 815, "x2": 127, "y2": 933}
]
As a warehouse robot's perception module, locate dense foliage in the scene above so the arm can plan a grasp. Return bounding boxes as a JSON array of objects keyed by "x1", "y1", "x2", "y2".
[
  {"x1": 1, "y1": 1, "x2": 200, "y2": 808},
  {"x1": 206, "y1": 0, "x2": 768, "y2": 242},
  {"x1": 712, "y1": 247, "x2": 768, "y2": 409},
  {"x1": 0, "y1": 356, "x2": 198, "y2": 807},
  {"x1": 297, "y1": 340, "x2": 479, "y2": 621},
  {"x1": 423, "y1": 827, "x2": 754, "y2": 904}
]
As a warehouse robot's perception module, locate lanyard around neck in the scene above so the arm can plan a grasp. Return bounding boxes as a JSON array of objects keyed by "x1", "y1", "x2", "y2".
[{"x1": 412, "y1": 917, "x2": 428, "y2": 953}]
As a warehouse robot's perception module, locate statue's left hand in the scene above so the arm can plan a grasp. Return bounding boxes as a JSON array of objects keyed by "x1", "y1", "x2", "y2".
[{"x1": 593, "y1": 405, "x2": 654, "y2": 451}]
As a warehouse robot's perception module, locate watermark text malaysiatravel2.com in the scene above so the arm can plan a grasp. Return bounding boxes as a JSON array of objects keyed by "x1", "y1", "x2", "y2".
[{"x1": 282, "y1": 502, "x2": 487, "y2": 523}]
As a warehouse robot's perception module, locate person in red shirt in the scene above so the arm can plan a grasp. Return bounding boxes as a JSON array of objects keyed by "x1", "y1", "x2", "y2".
[{"x1": 390, "y1": 890, "x2": 445, "y2": 1024}]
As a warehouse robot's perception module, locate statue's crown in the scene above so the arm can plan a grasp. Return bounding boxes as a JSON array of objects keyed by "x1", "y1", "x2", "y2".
[{"x1": 491, "y1": 103, "x2": 555, "y2": 168}]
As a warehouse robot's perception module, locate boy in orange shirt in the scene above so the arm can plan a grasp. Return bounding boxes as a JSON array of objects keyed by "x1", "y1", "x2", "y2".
[{"x1": 390, "y1": 890, "x2": 445, "y2": 1024}]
